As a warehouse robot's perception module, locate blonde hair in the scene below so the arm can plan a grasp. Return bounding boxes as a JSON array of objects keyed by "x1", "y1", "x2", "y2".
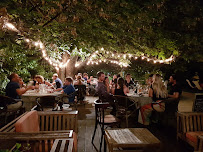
[
  {"x1": 35, "y1": 75, "x2": 44, "y2": 82},
  {"x1": 152, "y1": 74, "x2": 168, "y2": 98}
]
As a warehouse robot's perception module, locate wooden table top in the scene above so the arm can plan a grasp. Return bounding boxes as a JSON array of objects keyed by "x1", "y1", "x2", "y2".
[{"x1": 105, "y1": 128, "x2": 160, "y2": 148}]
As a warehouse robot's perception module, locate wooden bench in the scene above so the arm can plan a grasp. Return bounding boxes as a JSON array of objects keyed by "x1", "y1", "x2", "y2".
[
  {"x1": 0, "y1": 111, "x2": 78, "y2": 152},
  {"x1": 177, "y1": 112, "x2": 203, "y2": 151}
]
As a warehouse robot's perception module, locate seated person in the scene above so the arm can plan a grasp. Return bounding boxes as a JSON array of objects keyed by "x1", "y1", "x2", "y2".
[
  {"x1": 112, "y1": 77, "x2": 129, "y2": 96},
  {"x1": 19, "y1": 77, "x2": 26, "y2": 88},
  {"x1": 125, "y1": 73, "x2": 135, "y2": 88},
  {"x1": 52, "y1": 73, "x2": 63, "y2": 89},
  {"x1": 104, "y1": 76, "x2": 111, "y2": 93},
  {"x1": 96, "y1": 71, "x2": 112, "y2": 102},
  {"x1": 5, "y1": 73, "x2": 34, "y2": 110},
  {"x1": 55, "y1": 77, "x2": 76, "y2": 103},
  {"x1": 74, "y1": 75, "x2": 86, "y2": 86},
  {"x1": 83, "y1": 73, "x2": 88, "y2": 81},
  {"x1": 110, "y1": 74, "x2": 117, "y2": 86},
  {"x1": 35, "y1": 75, "x2": 53, "y2": 88},
  {"x1": 139, "y1": 74, "x2": 168, "y2": 125},
  {"x1": 168, "y1": 74, "x2": 182, "y2": 101}
]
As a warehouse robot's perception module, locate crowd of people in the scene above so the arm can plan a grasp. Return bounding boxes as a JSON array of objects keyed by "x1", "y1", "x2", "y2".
[
  {"x1": 95, "y1": 71, "x2": 182, "y2": 125},
  {"x1": 4, "y1": 71, "x2": 182, "y2": 124}
]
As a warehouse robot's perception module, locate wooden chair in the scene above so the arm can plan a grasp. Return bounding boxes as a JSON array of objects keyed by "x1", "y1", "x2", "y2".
[
  {"x1": 74, "y1": 85, "x2": 86, "y2": 104},
  {"x1": 0, "y1": 110, "x2": 78, "y2": 152},
  {"x1": 35, "y1": 95, "x2": 61, "y2": 111},
  {"x1": 91, "y1": 100, "x2": 120, "y2": 152},
  {"x1": 177, "y1": 112, "x2": 203, "y2": 151},
  {"x1": 113, "y1": 95, "x2": 137, "y2": 127}
]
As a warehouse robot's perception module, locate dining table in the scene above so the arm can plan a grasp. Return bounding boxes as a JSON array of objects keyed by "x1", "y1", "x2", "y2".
[
  {"x1": 126, "y1": 93, "x2": 152, "y2": 108},
  {"x1": 21, "y1": 90, "x2": 62, "y2": 111}
]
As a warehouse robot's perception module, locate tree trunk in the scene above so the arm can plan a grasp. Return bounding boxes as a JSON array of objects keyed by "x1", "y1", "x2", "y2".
[{"x1": 58, "y1": 55, "x2": 78, "y2": 81}]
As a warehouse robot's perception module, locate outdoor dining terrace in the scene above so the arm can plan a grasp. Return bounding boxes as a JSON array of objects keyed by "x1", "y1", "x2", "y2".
[{"x1": 0, "y1": 91, "x2": 201, "y2": 152}]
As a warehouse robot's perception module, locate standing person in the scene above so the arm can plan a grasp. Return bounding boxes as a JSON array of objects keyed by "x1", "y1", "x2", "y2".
[
  {"x1": 125, "y1": 73, "x2": 135, "y2": 87},
  {"x1": 52, "y1": 73, "x2": 63, "y2": 89},
  {"x1": 139, "y1": 74, "x2": 168, "y2": 125},
  {"x1": 5, "y1": 73, "x2": 34, "y2": 110}
]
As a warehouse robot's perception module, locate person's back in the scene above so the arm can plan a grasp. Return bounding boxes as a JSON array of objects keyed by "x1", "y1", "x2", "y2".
[
  {"x1": 6, "y1": 81, "x2": 20, "y2": 99},
  {"x1": 55, "y1": 77, "x2": 63, "y2": 88},
  {"x1": 63, "y1": 77, "x2": 75, "y2": 103}
]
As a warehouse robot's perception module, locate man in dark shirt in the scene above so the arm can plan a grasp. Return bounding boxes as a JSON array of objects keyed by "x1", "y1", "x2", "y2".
[
  {"x1": 52, "y1": 73, "x2": 63, "y2": 89},
  {"x1": 5, "y1": 73, "x2": 34, "y2": 110},
  {"x1": 96, "y1": 71, "x2": 111, "y2": 102},
  {"x1": 168, "y1": 75, "x2": 182, "y2": 99}
]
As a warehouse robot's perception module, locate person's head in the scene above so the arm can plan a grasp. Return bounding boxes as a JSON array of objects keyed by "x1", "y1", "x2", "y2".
[
  {"x1": 113, "y1": 74, "x2": 117, "y2": 80},
  {"x1": 125, "y1": 73, "x2": 131, "y2": 80},
  {"x1": 97, "y1": 71, "x2": 105, "y2": 81},
  {"x1": 117, "y1": 77, "x2": 125, "y2": 89},
  {"x1": 52, "y1": 73, "x2": 58, "y2": 80},
  {"x1": 35, "y1": 75, "x2": 44, "y2": 83},
  {"x1": 8, "y1": 73, "x2": 20, "y2": 82},
  {"x1": 83, "y1": 73, "x2": 88, "y2": 78},
  {"x1": 169, "y1": 74, "x2": 177, "y2": 84},
  {"x1": 152, "y1": 74, "x2": 168, "y2": 98},
  {"x1": 65, "y1": 77, "x2": 73, "y2": 85},
  {"x1": 19, "y1": 77, "x2": 24, "y2": 84},
  {"x1": 77, "y1": 75, "x2": 82, "y2": 80}
]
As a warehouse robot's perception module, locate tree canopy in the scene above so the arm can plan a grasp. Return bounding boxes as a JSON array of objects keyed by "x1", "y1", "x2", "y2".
[
  {"x1": 1, "y1": 0, "x2": 202, "y2": 60},
  {"x1": 0, "y1": 0, "x2": 203, "y2": 93}
]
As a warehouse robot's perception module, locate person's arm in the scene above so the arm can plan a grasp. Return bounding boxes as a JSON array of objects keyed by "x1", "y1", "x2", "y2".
[
  {"x1": 123, "y1": 85, "x2": 129, "y2": 95},
  {"x1": 168, "y1": 92, "x2": 179, "y2": 99},
  {"x1": 149, "y1": 88, "x2": 153, "y2": 97},
  {"x1": 16, "y1": 86, "x2": 35, "y2": 95},
  {"x1": 55, "y1": 88, "x2": 63, "y2": 92}
]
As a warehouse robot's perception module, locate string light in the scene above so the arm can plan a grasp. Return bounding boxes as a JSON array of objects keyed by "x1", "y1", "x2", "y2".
[
  {"x1": 2, "y1": 20, "x2": 175, "y2": 69},
  {"x1": 2, "y1": 20, "x2": 70, "y2": 70}
]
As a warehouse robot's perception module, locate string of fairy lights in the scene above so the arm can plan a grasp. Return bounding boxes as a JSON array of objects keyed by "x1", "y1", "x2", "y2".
[
  {"x1": 1, "y1": 17, "x2": 175, "y2": 69},
  {"x1": 87, "y1": 47, "x2": 174, "y2": 67}
]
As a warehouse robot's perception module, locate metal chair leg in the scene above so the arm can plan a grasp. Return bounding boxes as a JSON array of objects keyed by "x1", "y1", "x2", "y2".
[
  {"x1": 91, "y1": 122, "x2": 98, "y2": 144},
  {"x1": 100, "y1": 130, "x2": 104, "y2": 152}
]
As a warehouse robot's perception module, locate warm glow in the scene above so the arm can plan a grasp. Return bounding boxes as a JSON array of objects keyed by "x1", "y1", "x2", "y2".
[{"x1": 5, "y1": 23, "x2": 17, "y2": 31}]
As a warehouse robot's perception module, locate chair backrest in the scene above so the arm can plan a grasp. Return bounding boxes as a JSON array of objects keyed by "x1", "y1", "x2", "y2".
[
  {"x1": 15, "y1": 110, "x2": 40, "y2": 132},
  {"x1": 193, "y1": 81, "x2": 203, "y2": 90},
  {"x1": 36, "y1": 95, "x2": 59, "y2": 110},
  {"x1": 94, "y1": 100, "x2": 110, "y2": 124},
  {"x1": 74, "y1": 85, "x2": 86, "y2": 100},
  {"x1": 186, "y1": 79, "x2": 195, "y2": 88},
  {"x1": 178, "y1": 112, "x2": 203, "y2": 133},
  {"x1": 113, "y1": 95, "x2": 135, "y2": 110}
]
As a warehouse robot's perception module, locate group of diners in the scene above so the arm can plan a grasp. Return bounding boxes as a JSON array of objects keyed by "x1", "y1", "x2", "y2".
[{"x1": 95, "y1": 71, "x2": 182, "y2": 125}]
